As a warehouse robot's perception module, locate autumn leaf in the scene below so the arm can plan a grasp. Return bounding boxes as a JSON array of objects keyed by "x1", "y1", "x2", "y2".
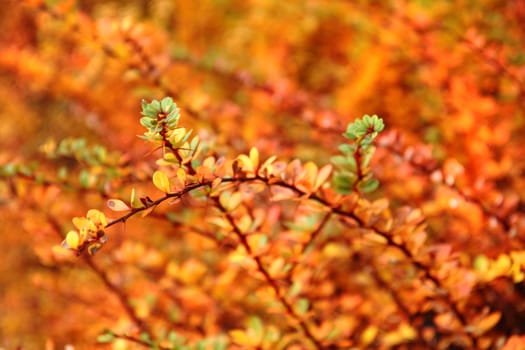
[
  {"x1": 107, "y1": 199, "x2": 131, "y2": 211},
  {"x1": 152, "y1": 170, "x2": 171, "y2": 193},
  {"x1": 64, "y1": 231, "x2": 80, "y2": 249}
]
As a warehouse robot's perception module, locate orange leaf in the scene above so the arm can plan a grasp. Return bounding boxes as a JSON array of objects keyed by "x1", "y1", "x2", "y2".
[
  {"x1": 468, "y1": 312, "x2": 501, "y2": 335},
  {"x1": 501, "y1": 335, "x2": 525, "y2": 350},
  {"x1": 314, "y1": 164, "x2": 333, "y2": 191},
  {"x1": 258, "y1": 155, "x2": 277, "y2": 176}
]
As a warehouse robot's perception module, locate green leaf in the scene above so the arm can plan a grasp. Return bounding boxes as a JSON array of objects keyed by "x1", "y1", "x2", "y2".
[
  {"x1": 344, "y1": 127, "x2": 357, "y2": 140},
  {"x1": 161, "y1": 97, "x2": 174, "y2": 112},
  {"x1": 150, "y1": 99, "x2": 161, "y2": 111},
  {"x1": 372, "y1": 115, "x2": 384, "y2": 132},
  {"x1": 96, "y1": 332, "x2": 115, "y2": 343},
  {"x1": 139, "y1": 332, "x2": 154, "y2": 345},
  {"x1": 190, "y1": 135, "x2": 199, "y2": 150},
  {"x1": 72, "y1": 138, "x2": 86, "y2": 151},
  {"x1": 213, "y1": 339, "x2": 227, "y2": 350},
  {"x1": 509, "y1": 52, "x2": 525, "y2": 66},
  {"x1": 141, "y1": 99, "x2": 161, "y2": 118},
  {"x1": 360, "y1": 146, "x2": 375, "y2": 168},
  {"x1": 473, "y1": 255, "x2": 489, "y2": 272},
  {"x1": 166, "y1": 107, "x2": 181, "y2": 127},
  {"x1": 358, "y1": 178, "x2": 379, "y2": 193},
  {"x1": 296, "y1": 298, "x2": 310, "y2": 315},
  {"x1": 168, "y1": 330, "x2": 179, "y2": 346},
  {"x1": 331, "y1": 155, "x2": 357, "y2": 172},
  {"x1": 344, "y1": 115, "x2": 384, "y2": 140},
  {"x1": 338, "y1": 143, "x2": 356, "y2": 155},
  {"x1": 140, "y1": 117, "x2": 156, "y2": 129},
  {"x1": 1, "y1": 163, "x2": 17, "y2": 176},
  {"x1": 333, "y1": 173, "x2": 357, "y2": 194},
  {"x1": 181, "y1": 129, "x2": 193, "y2": 143},
  {"x1": 18, "y1": 165, "x2": 33, "y2": 176},
  {"x1": 79, "y1": 169, "x2": 90, "y2": 188},
  {"x1": 248, "y1": 316, "x2": 264, "y2": 339},
  {"x1": 288, "y1": 281, "x2": 302, "y2": 297}
]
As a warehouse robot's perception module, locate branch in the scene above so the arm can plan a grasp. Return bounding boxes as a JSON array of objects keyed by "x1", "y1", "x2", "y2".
[{"x1": 215, "y1": 198, "x2": 324, "y2": 350}]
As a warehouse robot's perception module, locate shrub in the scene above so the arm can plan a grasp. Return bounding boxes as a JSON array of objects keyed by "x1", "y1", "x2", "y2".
[{"x1": 1, "y1": 1, "x2": 524, "y2": 349}]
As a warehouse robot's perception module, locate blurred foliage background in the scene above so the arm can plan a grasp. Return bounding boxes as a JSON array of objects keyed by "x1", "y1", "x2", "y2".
[{"x1": 1, "y1": 0, "x2": 525, "y2": 349}]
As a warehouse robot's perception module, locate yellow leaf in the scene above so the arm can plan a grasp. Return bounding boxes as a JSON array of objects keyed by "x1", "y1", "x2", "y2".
[
  {"x1": 249, "y1": 147, "x2": 259, "y2": 170},
  {"x1": 153, "y1": 170, "x2": 171, "y2": 193},
  {"x1": 296, "y1": 161, "x2": 318, "y2": 193},
  {"x1": 236, "y1": 154, "x2": 254, "y2": 173},
  {"x1": 87, "y1": 209, "x2": 107, "y2": 226},
  {"x1": 304, "y1": 161, "x2": 318, "y2": 178},
  {"x1": 511, "y1": 263, "x2": 525, "y2": 283},
  {"x1": 65, "y1": 231, "x2": 80, "y2": 249},
  {"x1": 219, "y1": 191, "x2": 242, "y2": 212},
  {"x1": 492, "y1": 254, "x2": 512, "y2": 277},
  {"x1": 258, "y1": 155, "x2": 277, "y2": 176},
  {"x1": 361, "y1": 325, "x2": 378, "y2": 346},
  {"x1": 323, "y1": 243, "x2": 350, "y2": 259},
  {"x1": 474, "y1": 254, "x2": 490, "y2": 273},
  {"x1": 203, "y1": 156, "x2": 216, "y2": 169},
  {"x1": 178, "y1": 259, "x2": 207, "y2": 284},
  {"x1": 208, "y1": 216, "x2": 233, "y2": 231},
  {"x1": 510, "y1": 251, "x2": 525, "y2": 266},
  {"x1": 314, "y1": 164, "x2": 333, "y2": 191},
  {"x1": 107, "y1": 199, "x2": 131, "y2": 211},
  {"x1": 229, "y1": 330, "x2": 255, "y2": 346},
  {"x1": 229, "y1": 192, "x2": 242, "y2": 211},
  {"x1": 268, "y1": 257, "x2": 285, "y2": 277},
  {"x1": 383, "y1": 323, "x2": 416, "y2": 346},
  {"x1": 237, "y1": 215, "x2": 252, "y2": 233},
  {"x1": 72, "y1": 216, "x2": 91, "y2": 231},
  {"x1": 130, "y1": 188, "x2": 135, "y2": 203},
  {"x1": 169, "y1": 127, "x2": 187, "y2": 147},
  {"x1": 176, "y1": 168, "x2": 186, "y2": 184},
  {"x1": 130, "y1": 188, "x2": 141, "y2": 208},
  {"x1": 211, "y1": 177, "x2": 222, "y2": 189}
]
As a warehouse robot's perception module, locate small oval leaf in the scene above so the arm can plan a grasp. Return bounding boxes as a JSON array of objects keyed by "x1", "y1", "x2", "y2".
[
  {"x1": 107, "y1": 199, "x2": 131, "y2": 211},
  {"x1": 153, "y1": 170, "x2": 171, "y2": 193},
  {"x1": 65, "y1": 231, "x2": 80, "y2": 249}
]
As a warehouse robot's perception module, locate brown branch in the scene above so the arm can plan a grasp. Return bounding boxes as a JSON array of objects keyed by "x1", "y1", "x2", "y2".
[
  {"x1": 214, "y1": 198, "x2": 324, "y2": 350},
  {"x1": 378, "y1": 139, "x2": 523, "y2": 238},
  {"x1": 110, "y1": 332, "x2": 171, "y2": 350},
  {"x1": 44, "y1": 214, "x2": 153, "y2": 336},
  {"x1": 300, "y1": 212, "x2": 332, "y2": 255},
  {"x1": 102, "y1": 173, "x2": 470, "y2": 333},
  {"x1": 83, "y1": 256, "x2": 153, "y2": 335}
]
